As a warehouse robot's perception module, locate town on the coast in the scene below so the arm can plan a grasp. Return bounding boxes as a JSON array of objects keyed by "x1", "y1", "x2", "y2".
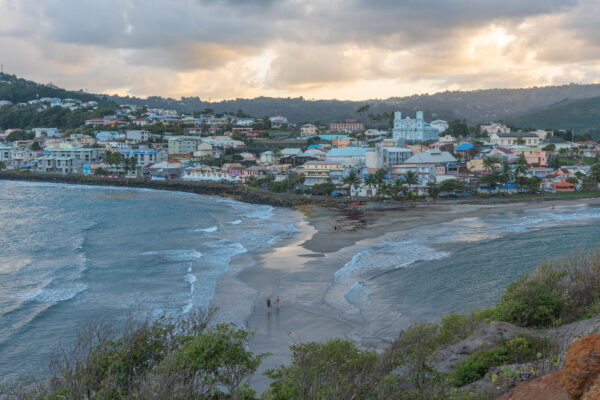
[{"x1": 1, "y1": 91, "x2": 599, "y2": 200}]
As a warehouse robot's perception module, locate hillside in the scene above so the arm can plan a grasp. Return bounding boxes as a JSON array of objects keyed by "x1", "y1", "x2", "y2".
[
  {"x1": 0, "y1": 73, "x2": 107, "y2": 104},
  {"x1": 108, "y1": 84, "x2": 600, "y2": 124},
  {"x1": 3, "y1": 73, "x2": 600, "y2": 126},
  {"x1": 509, "y1": 96, "x2": 600, "y2": 133}
]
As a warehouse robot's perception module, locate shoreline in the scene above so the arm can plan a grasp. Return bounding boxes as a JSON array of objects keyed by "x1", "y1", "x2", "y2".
[
  {"x1": 218, "y1": 196, "x2": 600, "y2": 392},
  {"x1": 2, "y1": 171, "x2": 600, "y2": 210}
]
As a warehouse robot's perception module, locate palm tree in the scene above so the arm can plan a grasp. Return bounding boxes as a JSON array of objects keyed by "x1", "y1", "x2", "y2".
[
  {"x1": 514, "y1": 155, "x2": 528, "y2": 191},
  {"x1": 390, "y1": 178, "x2": 407, "y2": 199},
  {"x1": 365, "y1": 174, "x2": 377, "y2": 197},
  {"x1": 483, "y1": 157, "x2": 500, "y2": 172},
  {"x1": 342, "y1": 171, "x2": 359, "y2": 197},
  {"x1": 403, "y1": 171, "x2": 419, "y2": 195},
  {"x1": 500, "y1": 162, "x2": 513, "y2": 195}
]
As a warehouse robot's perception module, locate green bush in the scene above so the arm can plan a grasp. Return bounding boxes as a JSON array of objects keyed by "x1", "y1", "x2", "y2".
[
  {"x1": 495, "y1": 270, "x2": 565, "y2": 328},
  {"x1": 452, "y1": 336, "x2": 551, "y2": 386},
  {"x1": 438, "y1": 309, "x2": 495, "y2": 345}
]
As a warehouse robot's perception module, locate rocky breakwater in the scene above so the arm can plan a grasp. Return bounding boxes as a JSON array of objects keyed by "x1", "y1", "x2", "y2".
[{"x1": 0, "y1": 172, "x2": 350, "y2": 208}]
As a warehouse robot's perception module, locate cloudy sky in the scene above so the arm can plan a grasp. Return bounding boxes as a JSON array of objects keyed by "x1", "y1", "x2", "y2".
[{"x1": 1, "y1": 0, "x2": 599, "y2": 100}]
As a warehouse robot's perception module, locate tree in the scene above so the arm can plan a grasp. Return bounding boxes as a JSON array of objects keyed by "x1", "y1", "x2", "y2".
[
  {"x1": 30, "y1": 141, "x2": 42, "y2": 151},
  {"x1": 342, "y1": 170, "x2": 359, "y2": 197},
  {"x1": 516, "y1": 135, "x2": 526, "y2": 145},
  {"x1": 403, "y1": 171, "x2": 419, "y2": 193},
  {"x1": 483, "y1": 157, "x2": 500, "y2": 172},
  {"x1": 514, "y1": 155, "x2": 528, "y2": 190},
  {"x1": 500, "y1": 162, "x2": 513, "y2": 195},
  {"x1": 390, "y1": 178, "x2": 408, "y2": 199},
  {"x1": 356, "y1": 104, "x2": 371, "y2": 124},
  {"x1": 0, "y1": 161, "x2": 6, "y2": 170},
  {"x1": 365, "y1": 174, "x2": 377, "y2": 197},
  {"x1": 527, "y1": 176, "x2": 542, "y2": 192},
  {"x1": 479, "y1": 171, "x2": 501, "y2": 195},
  {"x1": 427, "y1": 181, "x2": 439, "y2": 197},
  {"x1": 591, "y1": 163, "x2": 600, "y2": 182}
]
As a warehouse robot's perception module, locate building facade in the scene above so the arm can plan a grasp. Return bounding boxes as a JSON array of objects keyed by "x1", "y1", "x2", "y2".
[
  {"x1": 328, "y1": 119, "x2": 365, "y2": 133},
  {"x1": 392, "y1": 111, "x2": 440, "y2": 142}
]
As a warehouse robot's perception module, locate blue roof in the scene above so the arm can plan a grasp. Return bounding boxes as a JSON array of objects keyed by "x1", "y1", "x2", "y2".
[
  {"x1": 456, "y1": 143, "x2": 474, "y2": 151},
  {"x1": 326, "y1": 148, "x2": 368, "y2": 157},
  {"x1": 317, "y1": 134, "x2": 349, "y2": 141},
  {"x1": 307, "y1": 144, "x2": 322, "y2": 148}
]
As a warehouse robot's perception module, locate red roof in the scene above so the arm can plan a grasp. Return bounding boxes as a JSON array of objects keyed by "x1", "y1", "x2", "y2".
[{"x1": 553, "y1": 181, "x2": 576, "y2": 188}]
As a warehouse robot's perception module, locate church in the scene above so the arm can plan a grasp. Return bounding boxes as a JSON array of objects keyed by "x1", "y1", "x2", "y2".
[{"x1": 392, "y1": 111, "x2": 440, "y2": 142}]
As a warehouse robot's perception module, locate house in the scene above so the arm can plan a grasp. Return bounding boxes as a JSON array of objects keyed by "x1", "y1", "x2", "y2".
[
  {"x1": 34, "y1": 156, "x2": 81, "y2": 174},
  {"x1": 325, "y1": 147, "x2": 369, "y2": 167},
  {"x1": 121, "y1": 149, "x2": 168, "y2": 166},
  {"x1": 547, "y1": 168, "x2": 575, "y2": 180},
  {"x1": 241, "y1": 166, "x2": 267, "y2": 182},
  {"x1": 260, "y1": 151, "x2": 274, "y2": 164},
  {"x1": 96, "y1": 131, "x2": 118, "y2": 142},
  {"x1": 392, "y1": 111, "x2": 439, "y2": 142},
  {"x1": 512, "y1": 148, "x2": 549, "y2": 166},
  {"x1": 430, "y1": 120, "x2": 449, "y2": 133},
  {"x1": 527, "y1": 167, "x2": 554, "y2": 178},
  {"x1": 404, "y1": 149, "x2": 457, "y2": 164},
  {"x1": 490, "y1": 133, "x2": 540, "y2": 147},
  {"x1": 279, "y1": 148, "x2": 304, "y2": 158},
  {"x1": 303, "y1": 148, "x2": 327, "y2": 158},
  {"x1": 480, "y1": 123, "x2": 510, "y2": 135},
  {"x1": 133, "y1": 118, "x2": 149, "y2": 126},
  {"x1": 392, "y1": 163, "x2": 437, "y2": 184},
  {"x1": 33, "y1": 128, "x2": 61, "y2": 138},
  {"x1": 543, "y1": 180, "x2": 576, "y2": 193},
  {"x1": 328, "y1": 119, "x2": 365, "y2": 133},
  {"x1": 375, "y1": 144, "x2": 412, "y2": 169},
  {"x1": 300, "y1": 124, "x2": 318, "y2": 136},
  {"x1": 168, "y1": 137, "x2": 204, "y2": 155},
  {"x1": 235, "y1": 118, "x2": 255, "y2": 127},
  {"x1": 125, "y1": 130, "x2": 150, "y2": 143},
  {"x1": 269, "y1": 115, "x2": 288, "y2": 129},
  {"x1": 539, "y1": 137, "x2": 576, "y2": 152},
  {"x1": 47, "y1": 147, "x2": 102, "y2": 163},
  {"x1": 193, "y1": 142, "x2": 214, "y2": 158},
  {"x1": 301, "y1": 160, "x2": 344, "y2": 186},
  {"x1": 365, "y1": 129, "x2": 388, "y2": 138},
  {"x1": 147, "y1": 161, "x2": 183, "y2": 179}
]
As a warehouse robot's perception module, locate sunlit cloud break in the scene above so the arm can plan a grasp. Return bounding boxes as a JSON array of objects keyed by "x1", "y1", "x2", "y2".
[{"x1": 1, "y1": 0, "x2": 599, "y2": 100}]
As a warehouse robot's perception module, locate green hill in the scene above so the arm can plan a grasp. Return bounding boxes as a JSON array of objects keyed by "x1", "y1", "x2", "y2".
[
  {"x1": 0, "y1": 73, "x2": 106, "y2": 104},
  {"x1": 509, "y1": 96, "x2": 600, "y2": 133}
]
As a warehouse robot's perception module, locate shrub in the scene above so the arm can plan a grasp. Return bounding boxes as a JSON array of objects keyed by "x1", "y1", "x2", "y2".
[
  {"x1": 452, "y1": 336, "x2": 551, "y2": 387},
  {"x1": 438, "y1": 309, "x2": 495, "y2": 345},
  {"x1": 265, "y1": 338, "x2": 381, "y2": 400},
  {"x1": 495, "y1": 269, "x2": 565, "y2": 328}
]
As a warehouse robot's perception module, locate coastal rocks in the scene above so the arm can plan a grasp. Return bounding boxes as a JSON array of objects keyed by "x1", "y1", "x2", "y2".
[
  {"x1": 496, "y1": 371, "x2": 567, "y2": 400},
  {"x1": 561, "y1": 334, "x2": 600, "y2": 400},
  {"x1": 544, "y1": 317, "x2": 600, "y2": 363},
  {"x1": 498, "y1": 334, "x2": 600, "y2": 400},
  {"x1": 435, "y1": 321, "x2": 536, "y2": 372}
]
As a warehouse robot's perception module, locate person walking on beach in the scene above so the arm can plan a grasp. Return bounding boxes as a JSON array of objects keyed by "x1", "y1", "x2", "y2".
[
  {"x1": 266, "y1": 297, "x2": 271, "y2": 310},
  {"x1": 276, "y1": 296, "x2": 280, "y2": 310}
]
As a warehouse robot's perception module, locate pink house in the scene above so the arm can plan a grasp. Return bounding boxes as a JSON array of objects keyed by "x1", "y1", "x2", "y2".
[{"x1": 512, "y1": 148, "x2": 549, "y2": 166}]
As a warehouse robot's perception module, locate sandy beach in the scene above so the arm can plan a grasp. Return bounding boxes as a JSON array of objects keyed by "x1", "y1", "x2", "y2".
[{"x1": 211, "y1": 197, "x2": 600, "y2": 392}]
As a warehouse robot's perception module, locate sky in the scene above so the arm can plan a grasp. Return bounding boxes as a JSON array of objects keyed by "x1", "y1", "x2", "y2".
[{"x1": 1, "y1": 0, "x2": 600, "y2": 101}]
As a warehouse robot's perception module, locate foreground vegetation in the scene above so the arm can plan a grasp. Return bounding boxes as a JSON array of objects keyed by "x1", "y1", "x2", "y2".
[{"x1": 3, "y1": 248, "x2": 600, "y2": 399}]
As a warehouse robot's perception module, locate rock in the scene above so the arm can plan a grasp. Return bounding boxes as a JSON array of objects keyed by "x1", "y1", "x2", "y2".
[
  {"x1": 496, "y1": 371, "x2": 567, "y2": 400},
  {"x1": 435, "y1": 321, "x2": 536, "y2": 372},
  {"x1": 561, "y1": 334, "x2": 600, "y2": 400},
  {"x1": 544, "y1": 317, "x2": 600, "y2": 365}
]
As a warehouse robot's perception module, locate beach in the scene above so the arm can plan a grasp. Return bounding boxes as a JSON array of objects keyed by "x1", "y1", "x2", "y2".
[{"x1": 212, "y1": 198, "x2": 600, "y2": 392}]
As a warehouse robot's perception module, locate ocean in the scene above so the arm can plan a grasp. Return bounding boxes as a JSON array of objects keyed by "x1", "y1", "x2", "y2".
[
  {"x1": 2, "y1": 181, "x2": 600, "y2": 382},
  {"x1": 0, "y1": 181, "x2": 297, "y2": 382}
]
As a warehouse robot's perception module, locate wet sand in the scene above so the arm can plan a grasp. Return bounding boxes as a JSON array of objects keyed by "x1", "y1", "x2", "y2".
[{"x1": 214, "y1": 198, "x2": 600, "y2": 393}]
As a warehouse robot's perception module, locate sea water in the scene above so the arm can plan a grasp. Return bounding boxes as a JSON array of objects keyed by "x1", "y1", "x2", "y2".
[
  {"x1": 0, "y1": 181, "x2": 297, "y2": 381},
  {"x1": 324, "y1": 202, "x2": 600, "y2": 341}
]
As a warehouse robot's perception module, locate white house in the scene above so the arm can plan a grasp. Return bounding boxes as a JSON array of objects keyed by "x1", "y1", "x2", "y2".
[
  {"x1": 260, "y1": 151, "x2": 274, "y2": 164},
  {"x1": 430, "y1": 120, "x2": 449, "y2": 133}
]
